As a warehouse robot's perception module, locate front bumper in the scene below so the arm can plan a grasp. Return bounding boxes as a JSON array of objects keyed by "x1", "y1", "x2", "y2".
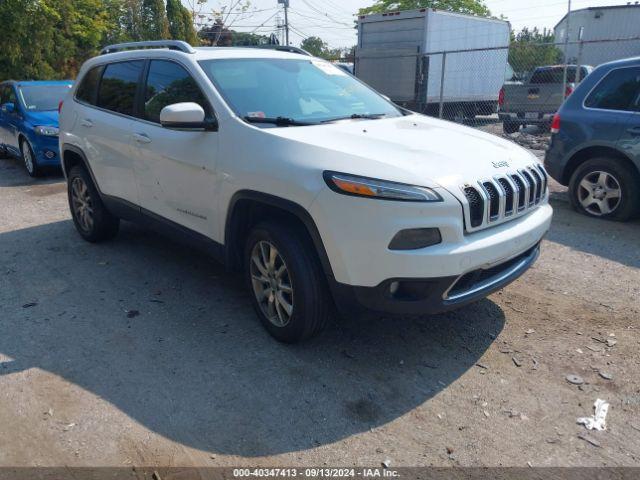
[
  {"x1": 331, "y1": 243, "x2": 540, "y2": 315},
  {"x1": 30, "y1": 134, "x2": 61, "y2": 167},
  {"x1": 311, "y1": 185, "x2": 551, "y2": 316}
]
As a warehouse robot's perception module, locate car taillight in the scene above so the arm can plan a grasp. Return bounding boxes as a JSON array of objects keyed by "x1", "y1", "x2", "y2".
[
  {"x1": 565, "y1": 85, "x2": 574, "y2": 98},
  {"x1": 550, "y1": 113, "x2": 561, "y2": 134},
  {"x1": 498, "y1": 87, "x2": 505, "y2": 108},
  {"x1": 58, "y1": 100, "x2": 64, "y2": 113}
]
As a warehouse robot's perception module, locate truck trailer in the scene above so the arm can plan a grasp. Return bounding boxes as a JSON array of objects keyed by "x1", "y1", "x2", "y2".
[{"x1": 355, "y1": 8, "x2": 511, "y2": 119}]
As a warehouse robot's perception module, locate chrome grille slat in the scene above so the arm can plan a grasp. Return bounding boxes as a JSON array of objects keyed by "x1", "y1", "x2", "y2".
[{"x1": 459, "y1": 164, "x2": 548, "y2": 233}]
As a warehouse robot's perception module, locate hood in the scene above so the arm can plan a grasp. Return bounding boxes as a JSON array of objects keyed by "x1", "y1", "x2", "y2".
[
  {"x1": 25, "y1": 110, "x2": 59, "y2": 127},
  {"x1": 265, "y1": 114, "x2": 539, "y2": 192}
]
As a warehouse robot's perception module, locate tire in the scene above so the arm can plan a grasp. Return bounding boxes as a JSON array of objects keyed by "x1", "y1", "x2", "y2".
[
  {"x1": 569, "y1": 157, "x2": 640, "y2": 221},
  {"x1": 20, "y1": 138, "x2": 41, "y2": 177},
  {"x1": 67, "y1": 165, "x2": 120, "y2": 242},
  {"x1": 244, "y1": 221, "x2": 330, "y2": 343},
  {"x1": 503, "y1": 121, "x2": 520, "y2": 134}
]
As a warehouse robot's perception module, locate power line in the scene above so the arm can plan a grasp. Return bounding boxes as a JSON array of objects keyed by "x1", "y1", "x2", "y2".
[{"x1": 299, "y1": 0, "x2": 354, "y2": 27}]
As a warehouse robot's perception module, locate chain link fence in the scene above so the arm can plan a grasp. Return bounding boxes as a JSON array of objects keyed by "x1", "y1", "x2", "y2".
[{"x1": 355, "y1": 37, "x2": 640, "y2": 152}]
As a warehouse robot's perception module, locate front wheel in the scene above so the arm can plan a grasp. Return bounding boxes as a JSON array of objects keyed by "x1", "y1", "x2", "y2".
[
  {"x1": 20, "y1": 138, "x2": 41, "y2": 177},
  {"x1": 245, "y1": 221, "x2": 330, "y2": 343},
  {"x1": 569, "y1": 157, "x2": 640, "y2": 221},
  {"x1": 67, "y1": 165, "x2": 120, "y2": 242}
]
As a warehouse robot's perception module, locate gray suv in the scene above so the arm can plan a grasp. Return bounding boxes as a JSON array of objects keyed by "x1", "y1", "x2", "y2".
[{"x1": 545, "y1": 57, "x2": 640, "y2": 221}]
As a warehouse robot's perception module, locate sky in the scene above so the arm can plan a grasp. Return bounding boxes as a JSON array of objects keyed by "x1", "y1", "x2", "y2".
[{"x1": 181, "y1": 0, "x2": 637, "y2": 48}]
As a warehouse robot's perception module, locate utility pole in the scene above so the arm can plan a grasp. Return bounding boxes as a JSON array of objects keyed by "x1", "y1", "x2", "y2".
[
  {"x1": 278, "y1": 0, "x2": 290, "y2": 45},
  {"x1": 561, "y1": 0, "x2": 572, "y2": 101}
]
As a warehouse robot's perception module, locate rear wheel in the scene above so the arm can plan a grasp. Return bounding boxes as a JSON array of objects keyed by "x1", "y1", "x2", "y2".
[
  {"x1": 245, "y1": 221, "x2": 330, "y2": 343},
  {"x1": 569, "y1": 157, "x2": 640, "y2": 221},
  {"x1": 67, "y1": 165, "x2": 120, "y2": 242},
  {"x1": 20, "y1": 138, "x2": 41, "y2": 177},
  {"x1": 503, "y1": 121, "x2": 520, "y2": 134}
]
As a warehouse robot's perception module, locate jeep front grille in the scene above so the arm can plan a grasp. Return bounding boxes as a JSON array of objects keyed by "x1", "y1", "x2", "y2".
[{"x1": 460, "y1": 163, "x2": 548, "y2": 233}]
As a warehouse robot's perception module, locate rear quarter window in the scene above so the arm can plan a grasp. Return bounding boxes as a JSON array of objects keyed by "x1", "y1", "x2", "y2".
[
  {"x1": 76, "y1": 66, "x2": 103, "y2": 105},
  {"x1": 584, "y1": 67, "x2": 640, "y2": 111}
]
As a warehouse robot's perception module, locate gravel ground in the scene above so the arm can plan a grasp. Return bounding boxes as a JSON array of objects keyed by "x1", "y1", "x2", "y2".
[{"x1": 0, "y1": 147, "x2": 639, "y2": 468}]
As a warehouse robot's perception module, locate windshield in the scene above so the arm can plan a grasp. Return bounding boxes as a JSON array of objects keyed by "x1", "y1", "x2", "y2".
[
  {"x1": 18, "y1": 84, "x2": 72, "y2": 111},
  {"x1": 198, "y1": 58, "x2": 402, "y2": 125}
]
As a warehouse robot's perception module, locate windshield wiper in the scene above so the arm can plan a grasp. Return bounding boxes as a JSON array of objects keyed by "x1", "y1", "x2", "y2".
[
  {"x1": 244, "y1": 116, "x2": 316, "y2": 127},
  {"x1": 320, "y1": 113, "x2": 388, "y2": 123}
]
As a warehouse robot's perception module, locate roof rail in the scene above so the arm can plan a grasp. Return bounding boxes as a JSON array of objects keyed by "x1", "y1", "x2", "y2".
[
  {"x1": 100, "y1": 40, "x2": 196, "y2": 55},
  {"x1": 253, "y1": 45, "x2": 311, "y2": 56}
]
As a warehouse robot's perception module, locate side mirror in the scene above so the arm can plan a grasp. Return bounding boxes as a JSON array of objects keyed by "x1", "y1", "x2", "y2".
[
  {"x1": 160, "y1": 102, "x2": 217, "y2": 131},
  {"x1": 1, "y1": 102, "x2": 15, "y2": 113}
]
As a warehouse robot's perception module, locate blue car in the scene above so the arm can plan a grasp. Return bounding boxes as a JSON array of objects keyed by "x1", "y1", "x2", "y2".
[
  {"x1": 545, "y1": 57, "x2": 640, "y2": 221},
  {"x1": 0, "y1": 80, "x2": 73, "y2": 176}
]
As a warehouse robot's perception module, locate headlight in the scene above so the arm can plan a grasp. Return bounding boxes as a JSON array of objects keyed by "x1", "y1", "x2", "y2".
[
  {"x1": 34, "y1": 126, "x2": 59, "y2": 136},
  {"x1": 323, "y1": 171, "x2": 442, "y2": 202}
]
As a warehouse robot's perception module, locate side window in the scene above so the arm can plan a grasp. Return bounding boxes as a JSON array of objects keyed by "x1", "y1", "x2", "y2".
[
  {"x1": 143, "y1": 60, "x2": 211, "y2": 124},
  {"x1": 585, "y1": 67, "x2": 640, "y2": 111},
  {"x1": 97, "y1": 60, "x2": 144, "y2": 116},
  {"x1": 5, "y1": 86, "x2": 17, "y2": 105},
  {"x1": 76, "y1": 66, "x2": 103, "y2": 105}
]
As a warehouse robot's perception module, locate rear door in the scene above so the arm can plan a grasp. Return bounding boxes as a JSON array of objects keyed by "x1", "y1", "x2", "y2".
[
  {"x1": 612, "y1": 67, "x2": 640, "y2": 161},
  {"x1": 585, "y1": 66, "x2": 640, "y2": 155},
  {"x1": 129, "y1": 59, "x2": 219, "y2": 238},
  {"x1": 79, "y1": 60, "x2": 143, "y2": 203}
]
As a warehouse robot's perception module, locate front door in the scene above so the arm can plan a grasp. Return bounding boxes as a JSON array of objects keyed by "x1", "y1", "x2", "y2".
[
  {"x1": 130, "y1": 59, "x2": 220, "y2": 240},
  {"x1": 1, "y1": 86, "x2": 21, "y2": 155}
]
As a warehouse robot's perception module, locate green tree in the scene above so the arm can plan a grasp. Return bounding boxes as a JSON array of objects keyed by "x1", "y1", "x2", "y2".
[
  {"x1": 230, "y1": 31, "x2": 270, "y2": 46},
  {"x1": 140, "y1": 0, "x2": 170, "y2": 40},
  {"x1": 301, "y1": 36, "x2": 328, "y2": 58},
  {"x1": 0, "y1": 0, "x2": 116, "y2": 81},
  {"x1": 509, "y1": 27, "x2": 562, "y2": 77},
  {"x1": 166, "y1": 0, "x2": 198, "y2": 44},
  {"x1": 359, "y1": 0, "x2": 490, "y2": 16}
]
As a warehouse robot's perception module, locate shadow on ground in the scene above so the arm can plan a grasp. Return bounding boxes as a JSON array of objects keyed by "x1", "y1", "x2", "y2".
[
  {"x1": 0, "y1": 220, "x2": 504, "y2": 457},
  {"x1": 547, "y1": 190, "x2": 640, "y2": 269},
  {"x1": 0, "y1": 155, "x2": 64, "y2": 187}
]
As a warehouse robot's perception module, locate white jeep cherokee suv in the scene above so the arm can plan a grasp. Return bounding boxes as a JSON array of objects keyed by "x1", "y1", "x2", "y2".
[{"x1": 59, "y1": 41, "x2": 553, "y2": 343}]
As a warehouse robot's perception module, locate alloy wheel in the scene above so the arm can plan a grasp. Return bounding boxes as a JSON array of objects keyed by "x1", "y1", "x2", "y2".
[
  {"x1": 577, "y1": 170, "x2": 622, "y2": 216},
  {"x1": 70, "y1": 177, "x2": 94, "y2": 232},
  {"x1": 250, "y1": 240, "x2": 294, "y2": 327}
]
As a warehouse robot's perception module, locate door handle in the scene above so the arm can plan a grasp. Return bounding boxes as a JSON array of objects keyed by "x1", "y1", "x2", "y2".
[
  {"x1": 627, "y1": 126, "x2": 640, "y2": 136},
  {"x1": 133, "y1": 133, "x2": 152, "y2": 144},
  {"x1": 80, "y1": 118, "x2": 93, "y2": 128}
]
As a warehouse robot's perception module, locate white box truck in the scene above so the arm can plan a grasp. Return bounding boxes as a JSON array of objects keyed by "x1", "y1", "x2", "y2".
[{"x1": 355, "y1": 8, "x2": 510, "y2": 119}]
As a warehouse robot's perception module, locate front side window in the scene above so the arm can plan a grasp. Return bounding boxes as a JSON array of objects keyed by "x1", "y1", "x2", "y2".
[
  {"x1": 76, "y1": 66, "x2": 103, "y2": 105},
  {"x1": 18, "y1": 84, "x2": 72, "y2": 111},
  {"x1": 198, "y1": 58, "x2": 402, "y2": 125},
  {"x1": 97, "y1": 61, "x2": 144, "y2": 116},
  {"x1": 585, "y1": 67, "x2": 640, "y2": 111},
  {"x1": 143, "y1": 60, "x2": 211, "y2": 123},
  {"x1": 1, "y1": 86, "x2": 18, "y2": 107}
]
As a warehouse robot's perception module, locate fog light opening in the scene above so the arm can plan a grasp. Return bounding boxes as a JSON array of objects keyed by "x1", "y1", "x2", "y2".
[{"x1": 388, "y1": 228, "x2": 442, "y2": 250}]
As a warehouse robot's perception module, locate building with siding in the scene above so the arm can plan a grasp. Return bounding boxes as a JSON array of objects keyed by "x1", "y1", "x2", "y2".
[{"x1": 554, "y1": 4, "x2": 640, "y2": 66}]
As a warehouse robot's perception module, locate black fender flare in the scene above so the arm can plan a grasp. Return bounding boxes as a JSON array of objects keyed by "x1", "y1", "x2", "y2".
[{"x1": 224, "y1": 190, "x2": 335, "y2": 281}]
